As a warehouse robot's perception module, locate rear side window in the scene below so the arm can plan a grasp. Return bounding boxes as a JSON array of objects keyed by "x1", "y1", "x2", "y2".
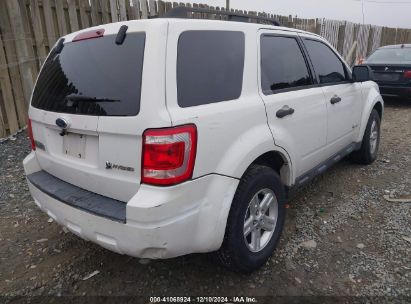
[
  {"x1": 303, "y1": 39, "x2": 347, "y2": 84},
  {"x1": 31, "y1": 32, "x2": 146, "y2": 116},
  {"x1": 177, "y1": 31, "x2": 245, "y2": 107},
  {"x1": 261, "y1": 35, "x2": 312, "y2": 94}
]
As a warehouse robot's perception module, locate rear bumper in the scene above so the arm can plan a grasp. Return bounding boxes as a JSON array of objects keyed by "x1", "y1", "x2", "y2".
[
  {"x1": 378, "y1": 84, "x2": 411, "y2": 98},
  {"x1": 23, "y1": 152, "x2": 239, "y2": 259}
]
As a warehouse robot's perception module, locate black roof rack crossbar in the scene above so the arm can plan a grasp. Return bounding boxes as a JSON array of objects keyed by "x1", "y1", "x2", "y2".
[{"x1": 164, "y1": 6, "x2": 282, "y2": 27}]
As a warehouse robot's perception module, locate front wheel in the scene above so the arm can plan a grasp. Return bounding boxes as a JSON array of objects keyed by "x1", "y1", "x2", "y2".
[
  {"x1": 351, "y1": 109, "x2": 381, "y2": 165},
  {"x1": 214, "y1": 165, "x2": 286, "y2": 273}
]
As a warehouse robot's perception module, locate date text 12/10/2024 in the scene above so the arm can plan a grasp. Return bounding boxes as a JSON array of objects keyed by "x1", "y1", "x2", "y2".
[{"x1": 149, "y1": 296, "x2": 258, "y2": 303}]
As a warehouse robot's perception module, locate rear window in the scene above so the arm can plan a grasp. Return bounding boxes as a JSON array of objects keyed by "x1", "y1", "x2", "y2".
[
  {"x1": 31, "y1": 32, "x2": 146, "y2": 116},
  {"x1": 367, "y1": 48, "x2": 411, "y2": 64},
  {"x1": 177, "y1": 31, "x2": 245, "y2": 108}
]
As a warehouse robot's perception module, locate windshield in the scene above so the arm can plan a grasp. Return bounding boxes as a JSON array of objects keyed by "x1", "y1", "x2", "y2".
[
  {"x1": 31, "y1": 32, "x2": 146, "y2": 116},
  {"x1": 366, "y1": 47, "x2": 411, "y2": 64}
]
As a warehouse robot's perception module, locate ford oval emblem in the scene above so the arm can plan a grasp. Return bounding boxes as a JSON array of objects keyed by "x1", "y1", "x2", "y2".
[{"x1": 55, "y1": 117, "x2": 69, "y2": 130}]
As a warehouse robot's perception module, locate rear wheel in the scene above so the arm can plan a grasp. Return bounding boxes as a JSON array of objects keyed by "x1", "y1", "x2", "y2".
[
  {"x1": 351, "y1": 109, "x2": 381, "y2": 165},
  {"x1": 214, "y1": 165, "x2": 286, "y2": 273}
]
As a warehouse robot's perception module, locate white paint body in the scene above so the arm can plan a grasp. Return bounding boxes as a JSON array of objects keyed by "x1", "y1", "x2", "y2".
[{"x1": 23, "y1": 19, "x2": 383, "y2": 258}]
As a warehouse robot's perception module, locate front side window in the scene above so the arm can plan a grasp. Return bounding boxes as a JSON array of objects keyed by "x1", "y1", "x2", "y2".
[
  {"x1": 304, "y1": 39, "x2": 347, "y2": 84},
  {"x1": 177, "y1": 31, "x2": 245, "y2": 107},
  {"x1": 261, "y1": 35, "x2": 312, "y2": 94}
]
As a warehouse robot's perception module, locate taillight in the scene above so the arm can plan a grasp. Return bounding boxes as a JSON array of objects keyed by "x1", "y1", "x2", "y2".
[
  {"x1": 404, "y1": 70, "x2": 411, "y2": 79},
  {"x1": 27, "y1": 119, "x2": 36, "y2": 151},
  {"x1": 142, "y1": 125, "x2": 197, "y2": 186},
  {"x1": 72, "y1": 29, "x2": 105, "y2": 42}
]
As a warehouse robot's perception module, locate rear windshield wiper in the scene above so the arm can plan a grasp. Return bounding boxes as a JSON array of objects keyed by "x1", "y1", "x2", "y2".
[{"x1": 65, "y1": 95, "x2": 120, "y2": 103}]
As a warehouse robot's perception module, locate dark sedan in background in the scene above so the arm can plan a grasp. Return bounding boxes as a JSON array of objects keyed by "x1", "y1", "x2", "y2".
[{"x1": 364, "y1": 44, "x2": 411, "y2": 100}]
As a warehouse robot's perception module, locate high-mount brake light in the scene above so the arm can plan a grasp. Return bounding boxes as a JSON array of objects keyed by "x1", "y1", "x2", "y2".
[
  {"x1": 72, "y1": 29, "x2": 105, "y2": 42},
  {"x1": 142, "y1": 125, "x2": 197, "y2": 186},
  {"x1": 28, "y1": 119, "x2": 36, "y2": 151}
]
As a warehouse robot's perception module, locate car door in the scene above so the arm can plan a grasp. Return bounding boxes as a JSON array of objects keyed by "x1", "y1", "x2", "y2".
[
  {"x1": 301, "y1": 36, "x2": 363, "y2": 155},
  {"x1": 258, "y1": 30, "x2": 328, "y2": 178}
]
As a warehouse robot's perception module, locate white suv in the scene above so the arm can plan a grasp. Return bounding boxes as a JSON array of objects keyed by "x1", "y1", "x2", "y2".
[{"x1": 23, "y1": 14, "x2": 383, "y2": 273}]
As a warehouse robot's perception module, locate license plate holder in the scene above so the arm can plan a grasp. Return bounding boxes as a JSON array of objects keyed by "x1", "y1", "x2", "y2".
[{"x1": 63, "y1": 133, "x2": 86, "y2": 159}]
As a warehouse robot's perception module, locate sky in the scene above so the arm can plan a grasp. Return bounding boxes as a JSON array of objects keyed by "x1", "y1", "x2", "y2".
[{"x1": 170, "y1": 0, "x2": 411, "y2": 29}]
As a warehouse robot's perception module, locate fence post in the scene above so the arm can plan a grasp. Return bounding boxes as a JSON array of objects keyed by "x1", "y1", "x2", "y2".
[
  {"x1": 315, "y1": 19, "x2": 321, "y2": 35},
  {"x1": 149, "y1": 0, "x2": 157, "y2": 17},
  {"x1": 79, "y1": 0, "x2": 91, "y2": 28},
  {"x1": 366, "y1": 27, "x2": 375, "y2": 56},
  {"x1": 0, "y1": 35, "x2": 19, "y2": 134},
  {"x1": 90, "y1": 0, "x2": 102, "y2": 25},
  {"x1": 141, "y1": 0, "x2": 149, "y2": 19},
  {"x1": 130, "y1": 0, "x2": 141, "y2": 19},
  {"x1": 0, "y1": 94, "x2": 6, "y2": 137},
  {"x1": 55, "y1": 0, "x2": 69, "y2": 36},
  {"x1": 346, "y1": 41, "x2": 358, "y2": 66},
  {"x1": 119, "y1": 0, "x2": 127, "y2": 21},
  {"x1": 158, "y1": 1, "x2": 166, "y2": 17},
  {"x1": 337, "y1": 22, "x2": 346, "y2": 54},
  {"x1": 5, "y1": 0, "x2": 36, "y2": 109},
  {"x1": 67, "y1": 0, "x2": 80, "y2": 31},
  {"x1": 109, "y1": 0, "x2": 119, "y2": 22}
]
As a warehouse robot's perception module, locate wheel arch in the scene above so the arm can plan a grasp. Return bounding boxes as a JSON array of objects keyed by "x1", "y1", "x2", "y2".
[
  {"x1": 356, "y1": 86, "x2": 384, "y2": 143},
  {"x1": 242, "y1": 149, "x2": 293, "y2": 187},
  {"x1": 373, "y1": 101, "x2": 383, "y2": 120},
  {"x1": 214, "y1": 147, "x2": 293, "y2": 255}
]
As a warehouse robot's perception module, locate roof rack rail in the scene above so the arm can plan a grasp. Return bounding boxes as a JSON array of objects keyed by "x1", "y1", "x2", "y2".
[{"x1": 163, "y1": 6, "x2": 282, "y2": 27}]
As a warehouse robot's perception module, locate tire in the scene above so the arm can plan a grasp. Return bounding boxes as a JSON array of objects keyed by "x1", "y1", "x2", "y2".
[
  {"x1": 214, "y1": 165, "x2": 286, "y2": 273},
  {"x1": 351, "y1": 109, "x2": 381, "y2": 165}
]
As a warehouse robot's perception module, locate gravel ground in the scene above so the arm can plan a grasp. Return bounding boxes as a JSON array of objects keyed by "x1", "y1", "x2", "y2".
[{"x1": 0, "y1": 100, "x2": 410, "y2": 300}]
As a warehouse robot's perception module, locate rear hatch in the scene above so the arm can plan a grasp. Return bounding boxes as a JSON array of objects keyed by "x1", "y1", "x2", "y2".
[{"x1": 29, "y1": 21, "x2": 170, "y2": 201}]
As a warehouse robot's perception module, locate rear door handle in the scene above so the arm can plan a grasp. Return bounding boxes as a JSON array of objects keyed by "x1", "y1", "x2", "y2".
[
  {"x1": 330, "y1": 95, "x2": 342, "y2": 104},
  {"x1": 276, "y1": 105, "x2": 295, "y2": 118}
]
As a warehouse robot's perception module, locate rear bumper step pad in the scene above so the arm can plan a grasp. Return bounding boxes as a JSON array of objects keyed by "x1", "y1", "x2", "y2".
[{"x1": 27, "y1": 171, "x2": 126, "y2": 223}]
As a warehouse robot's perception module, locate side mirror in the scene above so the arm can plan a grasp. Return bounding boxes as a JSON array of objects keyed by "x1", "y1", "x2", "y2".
[{"x1": 352, "y1": 65, "x2": 373, "y2": 82}]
